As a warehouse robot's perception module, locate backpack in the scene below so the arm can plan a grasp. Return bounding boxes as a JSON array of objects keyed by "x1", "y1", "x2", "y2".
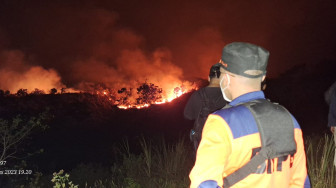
[
  {"x1": 190, "y1": 89, "x2": 212, "y2": 149},
  {"x1": 223, "y1": 99, "x2": 296, "y2": 187}
]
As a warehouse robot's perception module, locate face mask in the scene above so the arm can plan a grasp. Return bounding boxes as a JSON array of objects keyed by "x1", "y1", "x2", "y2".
[{"x1": 220, "y1": 74, "x2": 232, "y2": 102}]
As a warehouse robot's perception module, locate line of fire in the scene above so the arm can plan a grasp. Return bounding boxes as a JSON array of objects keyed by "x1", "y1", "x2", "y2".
[{"x1": 0, "y1": 81, "x2": 198, "y2": 109}]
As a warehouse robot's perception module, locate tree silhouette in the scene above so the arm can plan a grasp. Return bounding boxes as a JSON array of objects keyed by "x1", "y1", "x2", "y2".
[
  {"x1": 4, "y1": 90, "x2": 10, "y2": 96},
  {"x1": 61, "y1": 88, "x2": 67, "y2": 94},
  {"x1": 31, "y1": 88, "x2": 45, "y2": 95},
  {"x1": 16, "y1": 89, "x2": 28, "y2": 97},
  {"x1": 0, "y1": 112, "x2": 49, "y2": 162},
  {"x1": 136, "y1": 82, "x2": 162, "y2": 104},
  {"x1": 50, "y1": 88, "x2": 58, "y2": 94},
  {"x1": 116, "y1": 88, "x2": 133, "y2": 106}
]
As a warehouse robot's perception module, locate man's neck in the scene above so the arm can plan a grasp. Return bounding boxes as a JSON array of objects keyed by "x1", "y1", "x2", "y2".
[
  {"x1": 207, "y1": 84, "x2": 219, "y2": 87},
  {"x1": 231, "y1": 87, "x2": 261, "y2": 100},
  {"x1": 208, "y1": 82, "x2": 220, "y2": 87}
]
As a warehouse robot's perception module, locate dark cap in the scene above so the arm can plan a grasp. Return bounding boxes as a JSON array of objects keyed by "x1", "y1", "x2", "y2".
[{"x1": 221, "y1": 42, "x2": 269, "y2": 78}]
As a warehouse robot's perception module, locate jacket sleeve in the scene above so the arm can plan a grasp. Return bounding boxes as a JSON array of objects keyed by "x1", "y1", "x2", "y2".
[
  {"x1": 289, "y1": 119, "x2": 310, "y2": 188},
  {"x1": 189, "y1": 115, "x2": 232, "y2": 188}
]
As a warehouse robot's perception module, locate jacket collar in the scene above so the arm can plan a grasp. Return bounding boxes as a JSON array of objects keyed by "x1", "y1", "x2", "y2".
[{"x1": 229, "y1": 91, "x2": 265, "y2": 106}]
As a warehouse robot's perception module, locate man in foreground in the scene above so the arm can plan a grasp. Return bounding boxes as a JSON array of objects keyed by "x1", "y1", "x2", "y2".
[{"x1": 189, "y1": 42, "x2": 310, "y2": 188}]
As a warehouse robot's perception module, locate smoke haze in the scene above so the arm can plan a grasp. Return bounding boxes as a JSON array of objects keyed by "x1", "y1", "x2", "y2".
[
  {"x1": 0, "y1": 0, "x2": 335, "y2": 93},
  {"x1": 0, "y1": 50, "x2": 64, "y2": 92}
]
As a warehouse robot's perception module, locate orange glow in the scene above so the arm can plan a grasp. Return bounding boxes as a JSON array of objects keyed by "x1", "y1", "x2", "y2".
[
  {"x1": 92, "y1": 82, "x2": 197, "y2": 109},
  {"x1": 116, "y1": 84, "x2": 196, "y2": 109}
]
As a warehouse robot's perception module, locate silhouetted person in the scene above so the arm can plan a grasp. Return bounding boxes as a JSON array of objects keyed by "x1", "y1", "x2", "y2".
[
  {"x1": 184, "y1": 63, "x2": 227, "y2": 151},
  {"x1": 325, "y1": 81, "x2": 336, "y2": 104},
  {"x1": 327, "y1": 81, "x2": 336, "y2": 168}
]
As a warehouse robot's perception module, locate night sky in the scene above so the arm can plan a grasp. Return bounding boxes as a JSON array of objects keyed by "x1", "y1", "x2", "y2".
[{"x1": 0, "y1": 0, "x2": 336, "y2": 92}]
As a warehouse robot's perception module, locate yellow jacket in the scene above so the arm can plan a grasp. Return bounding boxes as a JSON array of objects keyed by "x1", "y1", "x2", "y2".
[{"x1": 189, "y1": 91, "x2": 309, "y2": 188}]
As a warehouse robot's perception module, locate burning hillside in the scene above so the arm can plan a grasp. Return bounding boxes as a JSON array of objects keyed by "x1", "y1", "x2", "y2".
[
  {"x1": 0, "y1": 80, "x2": 197, "y2": 109},
  {"x1": 0, "y1": 47, "x2": 198, "y2": 109},
  {"x1": 69, "y1": 80, "x2": 196, "y2": 109},
  {"x1": 97, "y1": 82, "x2": 196, "y2": 109},
  {"x1": 0, "y1": 6, "x2": 203, "y2": 108}
]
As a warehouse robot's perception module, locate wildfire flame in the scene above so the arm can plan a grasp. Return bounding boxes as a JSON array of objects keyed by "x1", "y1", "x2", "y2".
[
  {"x1": 2, "y1": 81, "x2": 197, "y2": 110},
  {"x1": 94, "y1": 82, "x2": 197, "y2": 109},
  {"x1": 0, "y1": 42, "x2": 199, "y2": 110}
]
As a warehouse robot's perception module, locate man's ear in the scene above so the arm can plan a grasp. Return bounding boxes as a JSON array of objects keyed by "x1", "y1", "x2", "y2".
[
  {"x1": 208, "y1": 76, "x2": 210, "y2": 82},
  {"x1": 262, "y1": 75, "x2": 266, "y2": 81}
]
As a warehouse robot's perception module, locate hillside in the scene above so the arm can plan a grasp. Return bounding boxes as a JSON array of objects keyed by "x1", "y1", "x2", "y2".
[{"x1": 0, "y1": 60, "x2": 335, "y2": 174}]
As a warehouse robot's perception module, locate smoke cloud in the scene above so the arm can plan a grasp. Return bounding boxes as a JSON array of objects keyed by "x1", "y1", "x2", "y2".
[
  {"x1": 0, "y1": 5, "x2": 194, "y2": 96},
  {"x1": 0, "y1": 50, "x2": 65, "y2": 93},
  {"x1": 0, "y1": 0, "x2": 335, "y2": 94}
]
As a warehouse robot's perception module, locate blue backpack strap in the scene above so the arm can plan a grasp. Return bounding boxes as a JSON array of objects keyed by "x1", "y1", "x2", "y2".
[{"x1": 223, "y1": 99, "x2": 296, "y2": 187}]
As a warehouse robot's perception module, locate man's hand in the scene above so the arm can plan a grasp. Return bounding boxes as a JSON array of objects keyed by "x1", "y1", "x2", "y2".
[{"x1": 331, "y1": 126, "x2": 335, "y2": 134}]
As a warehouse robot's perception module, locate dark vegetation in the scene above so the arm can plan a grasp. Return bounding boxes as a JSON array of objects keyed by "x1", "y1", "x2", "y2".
[
  {"x1": 0, "y1": 88, "x2": 195, "y2": 187},
  {"x1": 0, "y1": 61, "x2": 335, "y2": 187},
  {"x1": 265, "y1": 60, "x2": 336, "y2": 134},
  {"x1": 0, "y1": 91, "x2": 193, "y2": 169}
]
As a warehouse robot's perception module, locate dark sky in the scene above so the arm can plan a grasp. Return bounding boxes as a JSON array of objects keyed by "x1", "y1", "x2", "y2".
[{"x1": 0, "y1": 0, "x2": 335, "y2": 92}]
